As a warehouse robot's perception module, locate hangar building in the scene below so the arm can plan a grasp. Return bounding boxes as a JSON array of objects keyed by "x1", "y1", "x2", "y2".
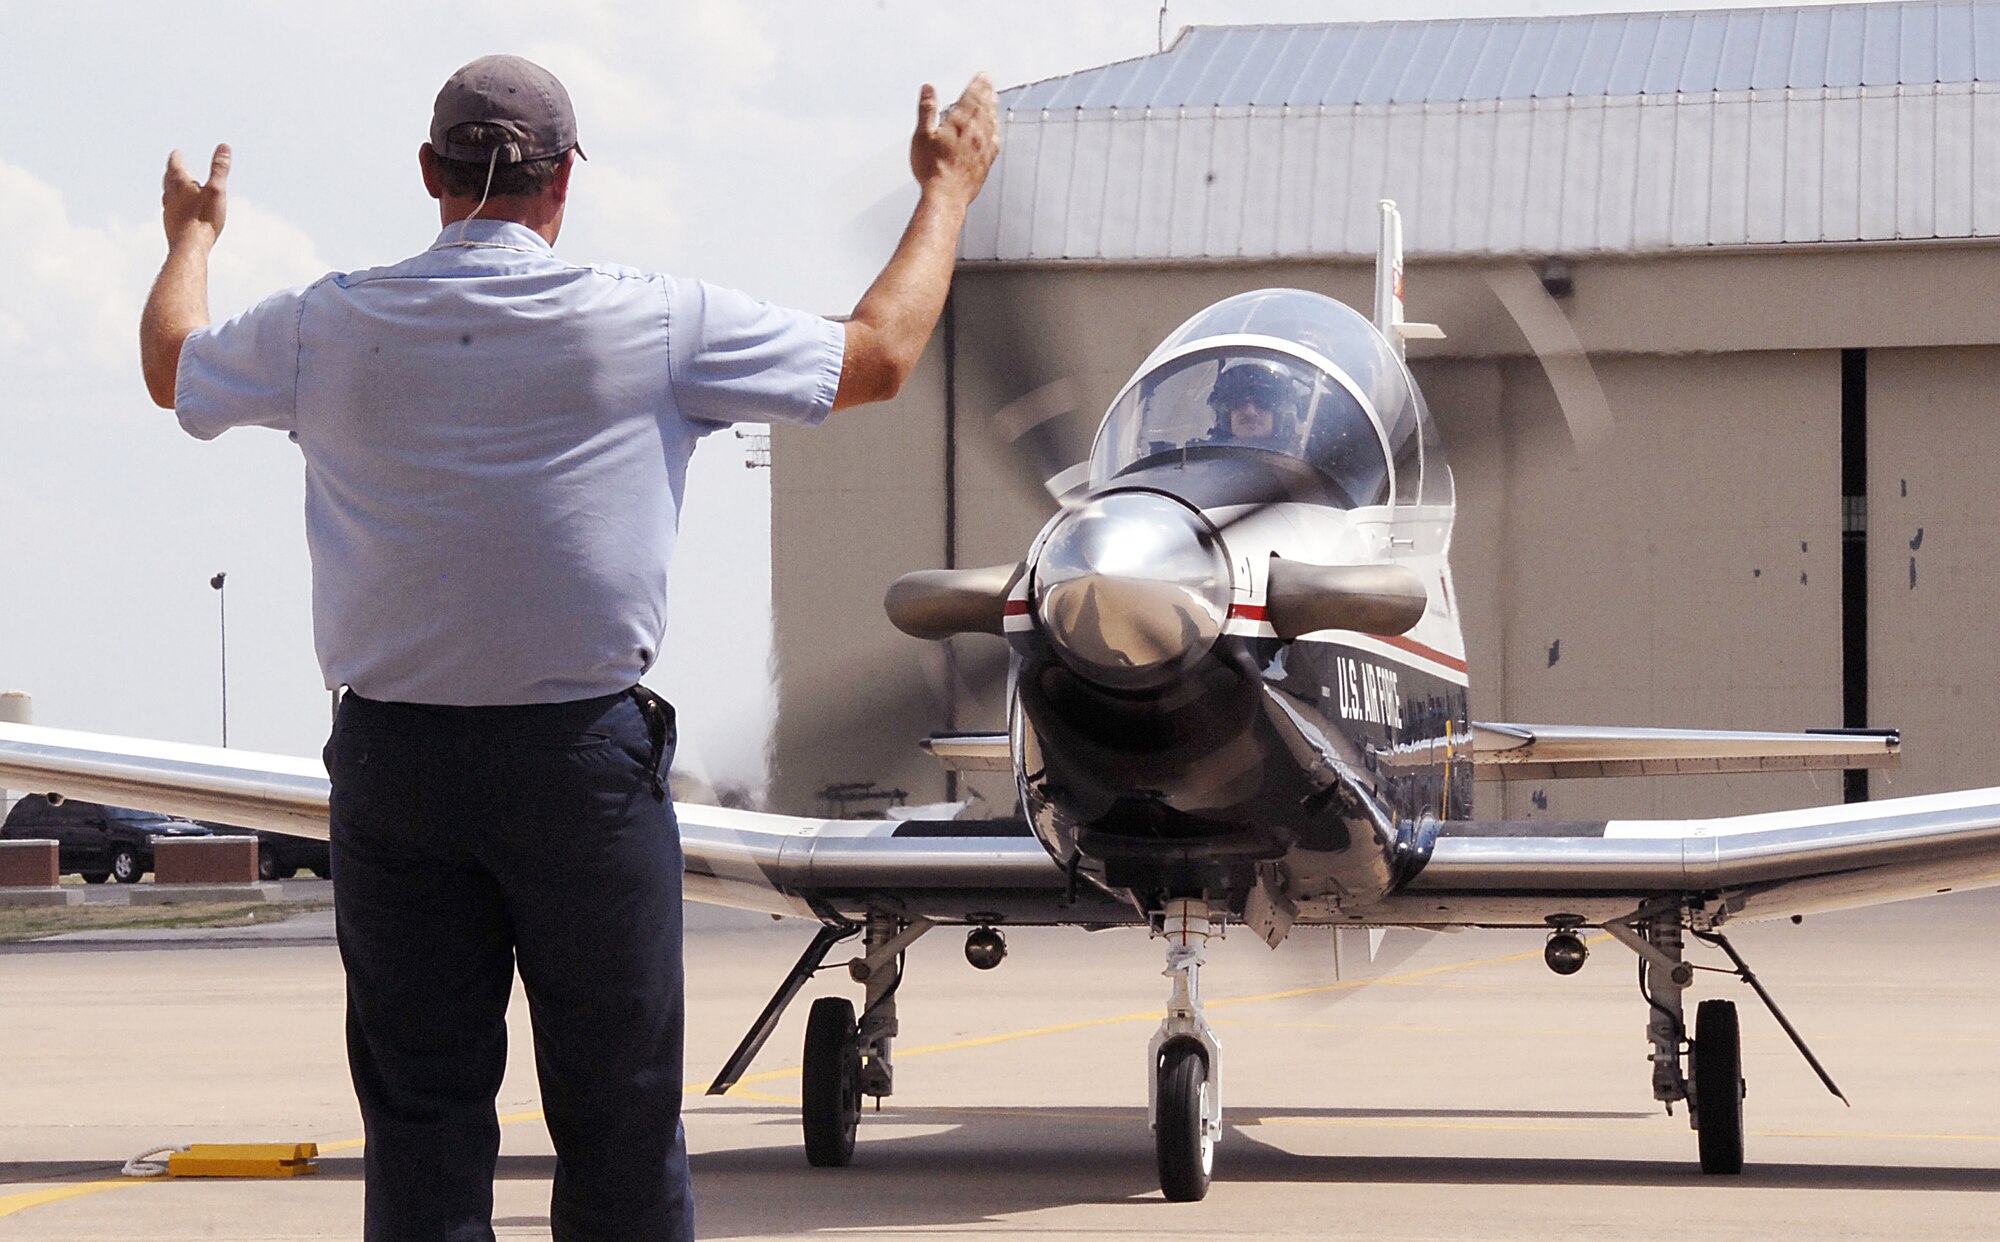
[{"x1": 771, "y1": 1, "x2": 2000, "y2": 825}]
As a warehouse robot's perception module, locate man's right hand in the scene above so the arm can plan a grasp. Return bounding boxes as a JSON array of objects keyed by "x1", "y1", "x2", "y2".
[
  {"x1": 142, "y1": 143, "x2": 230, "y2": 408},
  {"x1": 910, "y1": 75, "x2": 998, "y2": 206},
  {"x1": 162, "y1": 144, "x2": 232, "y2": 248},
  {"x1": 833, "y1": 75, "x2": 1001, "y2": 411}
]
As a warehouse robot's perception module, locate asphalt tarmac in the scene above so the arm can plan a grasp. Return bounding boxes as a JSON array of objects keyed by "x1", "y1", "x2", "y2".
[{"x1": 1, "y1": 884, "x2": 1995, "y2": 1239}]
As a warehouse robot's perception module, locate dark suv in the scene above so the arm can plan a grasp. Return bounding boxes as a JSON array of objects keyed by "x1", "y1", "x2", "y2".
[
  {"x1": 0, "y1": 796, "x2": 214, "y2": 883},
  {"x1": 200, "y1": 822, "x2": 332, "y2": 881}
]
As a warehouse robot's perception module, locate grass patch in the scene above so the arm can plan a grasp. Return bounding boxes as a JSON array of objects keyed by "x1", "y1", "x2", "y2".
[{"x1": 0, "y1": 899, "x2": 334, "y2": 944}]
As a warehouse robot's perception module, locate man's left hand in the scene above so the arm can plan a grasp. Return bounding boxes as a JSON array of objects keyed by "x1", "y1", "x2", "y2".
[{"x1": 162, "y1": 144, "x2": 232, "y2": 248}]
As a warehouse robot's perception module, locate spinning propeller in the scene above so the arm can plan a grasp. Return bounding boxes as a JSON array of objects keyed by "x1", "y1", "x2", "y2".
[{"x1": 801, "y1": 173, "x2": 1616, "y2": 810}]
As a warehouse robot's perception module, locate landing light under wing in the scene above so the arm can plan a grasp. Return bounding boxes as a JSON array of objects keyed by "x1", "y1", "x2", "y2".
[{"x1": 1470, "y1": 722, "x2": 1901, "y2": 781}]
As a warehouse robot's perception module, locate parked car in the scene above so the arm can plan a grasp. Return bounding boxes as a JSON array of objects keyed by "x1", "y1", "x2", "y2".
[
  {"x1": 201, "y1": 823, "x2": 332, "y2": 881},
  {"x1": 0, "y1": 796, "x2": 213, "y2": 883}
]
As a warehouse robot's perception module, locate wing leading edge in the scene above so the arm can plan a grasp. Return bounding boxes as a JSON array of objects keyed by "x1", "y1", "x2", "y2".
[
  {"x1": 0, "y1": 723, "x2": 1115, "y2": 926},
  {"x1": 1389, "y1": 786, "x2": 2000, "y2": 926},
  {"x1": 1469, "y1": 721, "x2": 1901, "y2": 780},
  {"x1": 5, "y1": 723, "x2": 1992, "y2": 930}
]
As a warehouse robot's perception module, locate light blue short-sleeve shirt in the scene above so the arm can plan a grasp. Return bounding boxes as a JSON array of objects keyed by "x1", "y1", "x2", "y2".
[{"x1": 176, "y1": 219, "x2": 845, "y2": 705}]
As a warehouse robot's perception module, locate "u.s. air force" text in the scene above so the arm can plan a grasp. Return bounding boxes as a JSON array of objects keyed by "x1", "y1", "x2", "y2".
[{"x1": 1335, "y1": 656, "x2": 1403, "y2": 729}]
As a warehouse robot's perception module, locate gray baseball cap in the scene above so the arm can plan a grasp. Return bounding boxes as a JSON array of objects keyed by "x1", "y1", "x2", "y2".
[{"x1": 429, "y1": 55, "x2": 586, "y2": 164}]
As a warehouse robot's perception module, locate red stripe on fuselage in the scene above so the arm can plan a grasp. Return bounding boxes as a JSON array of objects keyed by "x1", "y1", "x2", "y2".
[
  {"x1": 1004, "y1": 600, "x2": 1029, "y2": 616},
  {"x1": 1227, "y1": 604, "x2": 1468, "y2": 673},
  {"x1": 1372, "y1": 633, "x2": 1468, "y2": 673}
]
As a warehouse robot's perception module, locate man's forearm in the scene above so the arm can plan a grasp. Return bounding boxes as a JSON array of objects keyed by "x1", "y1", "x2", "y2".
[
  {"x1": 140, "y1": 236, "x2": 214, "y2": 409},
  {"x1": 835, "y1": 188, "x2": 968, "y2": 409}
]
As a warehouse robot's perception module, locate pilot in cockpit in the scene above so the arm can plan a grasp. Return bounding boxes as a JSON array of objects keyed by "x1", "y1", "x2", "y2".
[{"x1": 1205, "y1": 359, "x2": 1306, "y2": 451}]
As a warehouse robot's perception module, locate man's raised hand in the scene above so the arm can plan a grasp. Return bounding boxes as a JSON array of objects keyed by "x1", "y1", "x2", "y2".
[
  {"x1": 910, "y1": 75, "x2": 998, "y2": 206},
  {"x1": 162, "y1": 144, "x2": 231, "y2": 248}
]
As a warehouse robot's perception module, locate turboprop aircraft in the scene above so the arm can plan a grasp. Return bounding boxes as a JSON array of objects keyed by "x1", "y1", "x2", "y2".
[{"x1": 2, "y1": 202, "x2": 1995, "y2": 1204}]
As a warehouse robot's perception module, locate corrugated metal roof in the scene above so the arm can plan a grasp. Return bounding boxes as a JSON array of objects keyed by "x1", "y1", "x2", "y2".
[
  {"x1": 963, "y1": 2, "x2": 2000, "y2": 262},
  {"x1": 1003, "y1": 2, "x2": 2000, "y2": 110}
]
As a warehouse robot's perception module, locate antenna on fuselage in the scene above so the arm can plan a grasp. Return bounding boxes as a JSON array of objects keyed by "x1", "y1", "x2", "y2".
[{"x1": 1373, "y1": 199, "x2": 1444, "y2": 360}]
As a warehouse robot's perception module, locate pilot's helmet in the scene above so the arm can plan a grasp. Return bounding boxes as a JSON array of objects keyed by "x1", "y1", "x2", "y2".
[{"x1": 1207, "y1": 359, "x2": 1305, "y2": 443}]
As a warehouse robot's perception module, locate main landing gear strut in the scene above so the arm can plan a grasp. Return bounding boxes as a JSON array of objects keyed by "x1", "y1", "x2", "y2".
[
  {"x1": 1150, "y1": 899, "x2": 1224, "y2": 1202},
  {"x1": 1600, "y1": 902, "x2": 1847, "y2": 1175},
  {"x1": 800, "y1": 913, "x2": 931, "y2": 1166},
  {"x1": 704, "y1": 913, "x2": 932, "y2": 1167}
]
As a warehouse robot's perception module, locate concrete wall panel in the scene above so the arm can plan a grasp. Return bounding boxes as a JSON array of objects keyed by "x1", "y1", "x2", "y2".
[
  {"x1": 770, "y1": 335, "x2": 950, "y2": 815},
  {"x1": 1867, "y1": 346, "x2": 2000, "y2": 799},
  {"x1": 1486, "y1": 350, "x2": 1844, "y2": 821}
]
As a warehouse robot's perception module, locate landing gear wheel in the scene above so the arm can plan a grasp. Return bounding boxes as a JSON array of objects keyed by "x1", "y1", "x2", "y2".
[
  {"x1": 1155, "y1": 1038, "x2": 1213, "y2": 1202},
  {"x1": 1693, "y1": 998, "x2": 1745, "y2": 1174},
  {"x1": 801, "y1": 996, "x2": 861, "y2": 1167},
  {"x1": 110, "y1": 846, "x2": 142, "y2": 884}
]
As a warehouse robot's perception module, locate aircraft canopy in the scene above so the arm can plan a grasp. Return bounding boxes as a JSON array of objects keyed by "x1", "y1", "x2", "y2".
[{"x1": 1089, "y1": 289, "x2": 1444, "y2": 508}]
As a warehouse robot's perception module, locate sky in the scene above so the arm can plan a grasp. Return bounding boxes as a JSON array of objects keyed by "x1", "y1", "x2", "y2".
[{"x1": 0, "y1": 0, "x2": 1839, "y2": 803}]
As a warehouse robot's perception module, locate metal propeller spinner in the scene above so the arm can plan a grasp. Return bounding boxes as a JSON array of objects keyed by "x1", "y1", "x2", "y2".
[{"x1": 1031, "y1": 492, "x2": 1232, "y2": 691}]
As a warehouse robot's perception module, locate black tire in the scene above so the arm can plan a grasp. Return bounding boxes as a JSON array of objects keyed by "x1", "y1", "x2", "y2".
[
  {"x1": 801, "y1": 996, "x2": 861, "y2": 1167},
  {"x1": 309, "y1": 863, "x2": 331, "y2": 880},
  {"x1": 81, "y1": 872, "x2": 110, "y2": 885},
  {"x1": 1693, "y1": 998, "x2": 1745, "y2": 1175},
  {"x1": 109, "y1": 846, "x2": 143, "y2": 885},
  {"x1": 1155, "y1": 1038, "x2": 1213, "y2": 1202}
]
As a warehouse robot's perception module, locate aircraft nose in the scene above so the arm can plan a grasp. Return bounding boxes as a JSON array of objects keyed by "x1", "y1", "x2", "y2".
[{"x1": 1031, "y1": 492, "x2": 1232, "y2": 691}]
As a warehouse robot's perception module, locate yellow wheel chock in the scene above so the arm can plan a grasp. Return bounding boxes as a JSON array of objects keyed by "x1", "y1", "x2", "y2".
[{"x1": 123, "y1": 1143, "x2": 318, "y2": 1178}]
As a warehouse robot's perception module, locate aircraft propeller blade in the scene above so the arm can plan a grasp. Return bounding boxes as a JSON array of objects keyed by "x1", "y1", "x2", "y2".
[
  {"x1": 1484, "y1": 263, "x2": 1614, "y2": 452},
  {"x1": 774, "y1": 637, "x2": 1013, "y2": 798},
  {"x1": 884, "y1": 561, "x2": 1025, "y2": 640},
  {"x1": 953, "y1": 272, "x2": 1108, "y2": 517},
  {"x1": 988, "y1": 376, "x2": 1092, "y2": 506},
  {"x1": 1265, "y1": 561, "x2": 1428, "y2": 640}
]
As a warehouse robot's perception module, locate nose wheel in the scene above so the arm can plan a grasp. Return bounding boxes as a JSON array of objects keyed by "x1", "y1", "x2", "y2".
[{"x1": 1155, "y1": 1038, "x2": 1214, "y2": 1201}]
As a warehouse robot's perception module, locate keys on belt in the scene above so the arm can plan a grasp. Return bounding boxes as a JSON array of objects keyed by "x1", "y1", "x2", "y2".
[{"x1": 625, "y1": 686, "x2": 676, "y2": 802}]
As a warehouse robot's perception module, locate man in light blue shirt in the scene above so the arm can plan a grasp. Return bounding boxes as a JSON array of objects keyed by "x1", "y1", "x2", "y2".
[{"x1": 139, "y1": 54, "x2": 996, "y2": 1242}]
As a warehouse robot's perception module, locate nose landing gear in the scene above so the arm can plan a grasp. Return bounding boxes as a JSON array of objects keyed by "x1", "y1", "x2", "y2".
[{"x1": 1149, "y1": 898, "x2": 1223, "y2": 1202}]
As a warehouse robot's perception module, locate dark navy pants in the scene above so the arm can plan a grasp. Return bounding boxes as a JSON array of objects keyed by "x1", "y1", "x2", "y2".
[{"x1": 327, "y1": 689, "x2": 692, "y2": 1242}]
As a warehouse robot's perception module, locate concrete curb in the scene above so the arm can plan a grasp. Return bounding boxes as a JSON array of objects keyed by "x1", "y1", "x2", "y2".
[
  {"x1": 0, "y1": 886, "x2": 81, "y2": 908},
  {"x1": 125, "y1": 883, "x2": 284, "y2": 906}
]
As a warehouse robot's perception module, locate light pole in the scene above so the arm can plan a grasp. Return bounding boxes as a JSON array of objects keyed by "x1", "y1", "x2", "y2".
[{"x1": 210, "y1": 572, "x2": 228, "y2": 747}]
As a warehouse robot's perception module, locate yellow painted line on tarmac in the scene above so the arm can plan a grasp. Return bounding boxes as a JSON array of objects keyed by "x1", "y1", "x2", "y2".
[
  {"x1": 705, "y1": 941, "x2": 1559, "y2": 1094},
  {"x1": 0, "y1": 1179, "x2": 148, "y2": 1218},
  {"x1": 1255, "y1": 1116, "x2": 1604, "y2": 1134},
  {"x1": 1758, "y1": 1128, "x2": 2000, "y2": 1144},
  {"x1": 1250, "y1": 1115, "x2": 2000, "y2": 1145},
  {"x1": 0, "y1": 938, "x2": 1569, "y2": 1218}
]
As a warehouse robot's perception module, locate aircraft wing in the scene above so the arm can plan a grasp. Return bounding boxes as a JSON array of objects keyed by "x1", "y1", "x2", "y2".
[
  {"x1": 0, "y1": 722, "x2": 1127, "y2": 927},
  {"x1": 1383, "y1": 786, "x2": 2000, "y2": 927},
  {"x1": 1469, "y1": 721, "x2": 1901, "y2": 780},
  {"x1": 0, "y1": 723, "x2": 329, "y2": 835}
]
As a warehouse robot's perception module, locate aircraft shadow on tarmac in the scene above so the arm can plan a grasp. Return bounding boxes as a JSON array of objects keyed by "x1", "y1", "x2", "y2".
[
  {"x1": 466, "y1": 1103, "x2": 1999, "y2": 1237},
  {"x1": 3, "y1": 1101, "x2": 1994, "y2": 1239}
]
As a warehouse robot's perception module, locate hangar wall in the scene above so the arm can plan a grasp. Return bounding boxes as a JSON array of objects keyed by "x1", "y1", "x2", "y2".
[
  {"x1": 1868, "y1": 347, "x2": 2000, "y2": 802},
  {"x1": 771, "y1": 245, "x2": 2000, "y2": 820}
]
